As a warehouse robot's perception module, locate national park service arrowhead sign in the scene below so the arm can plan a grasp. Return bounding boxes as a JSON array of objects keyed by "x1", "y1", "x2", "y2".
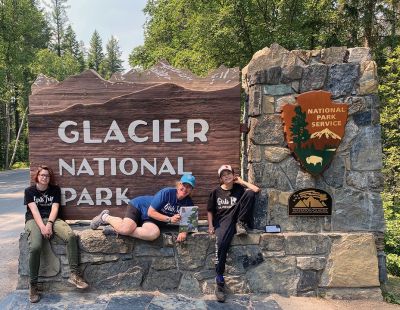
[{"x1": 281, "y1": 91, "x2": 348, "y2": 175}]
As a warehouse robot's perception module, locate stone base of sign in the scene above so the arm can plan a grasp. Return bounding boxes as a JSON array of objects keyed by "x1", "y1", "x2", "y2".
[{"x1": 17, "y1": 226, "x2": 382, "y2": 300}]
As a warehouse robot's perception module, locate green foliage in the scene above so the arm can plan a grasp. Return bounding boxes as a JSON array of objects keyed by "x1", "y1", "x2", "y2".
[
  {"x1": 380, "y1": 47, "x2": 400, "y2": 198},
  {"x1": 129, "y1": 0, "x2": 400, "y2": 74},
  {"x1": 380, "y1": 45, "x2": 400, "y2": 275},
  {"x1": 44, "y1": 2, "x2": 86, "y2": 70},
  {"x1": 88, "y1": 30, "x2": 104, "y2": 73},
  {"x1": 387, "y1": 254, "x2": 400, "y2": 277},
  {"x1": 76, "y1": 41, "x2": 87, "y2": 72},
  {"x1": 0, "y1": 0, "x2": 50, "y2": 169},
  {"x1": 44, "y1": 0, "x2": 70, "y2": 56},
  {"x1": 31, "y1": 49, "x2": 81, "y2": 81},
  {"x1": 383, "y1": 275, "x2": 400, "y2": 305},
  {"x1": 62, "y1": 25, "x2": 79, "y2": 57},
  {"x1": 11, "y1": 161, "x2": 29, "y2": 169},
  {"x1": 290, "y1": 106, "x2": 310, "y2": 149},
  {"x1": 102, "y1": 36, "x2": 124, "y2": 79}
]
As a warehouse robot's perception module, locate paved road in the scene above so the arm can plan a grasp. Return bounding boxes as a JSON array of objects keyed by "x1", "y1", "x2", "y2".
[{"x1": 0, "y1": 169, "x2": 29, "y2": 300}]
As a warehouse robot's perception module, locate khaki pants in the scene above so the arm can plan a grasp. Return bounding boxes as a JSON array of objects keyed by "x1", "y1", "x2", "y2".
[{"x1": 25, "y1": 218, "x2": 79, "y2": 284}]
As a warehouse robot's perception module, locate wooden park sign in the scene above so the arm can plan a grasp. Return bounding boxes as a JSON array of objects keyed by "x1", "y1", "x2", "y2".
[
  {"x1": 281, "y1": 91, "x2": 348, "y2": 175},
  {"x1": 29, "y1": 61, "x2": 241, "y2": 220}
]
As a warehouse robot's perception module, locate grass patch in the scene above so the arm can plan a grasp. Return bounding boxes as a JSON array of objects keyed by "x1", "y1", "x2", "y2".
[
  {"x1": 11, "y1": 162, "x2": 29, "y2": 169},
  {"x1": 383, "y1": 275, "x2": 400, "y2": 304}
]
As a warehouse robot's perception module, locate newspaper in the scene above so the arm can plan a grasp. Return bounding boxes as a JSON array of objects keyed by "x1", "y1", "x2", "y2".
[{"x1": 179, "y1": 206, "x2": 198, "y2": 232}]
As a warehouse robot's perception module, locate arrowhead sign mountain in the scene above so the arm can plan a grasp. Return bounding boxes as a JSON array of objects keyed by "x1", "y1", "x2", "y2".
[{"x1": 281, "y1": 91, "x2": 348, "y2": 175}]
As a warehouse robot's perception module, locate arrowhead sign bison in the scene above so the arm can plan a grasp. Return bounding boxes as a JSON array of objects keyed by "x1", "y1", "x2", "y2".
[{"x1": 281, "y1": 91, "x2": 348, "y2": 176}]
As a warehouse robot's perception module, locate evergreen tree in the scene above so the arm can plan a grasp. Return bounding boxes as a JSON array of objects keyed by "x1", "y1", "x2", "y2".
[
  {"x1": 290, "y1": 106, "x2": 310, "y2": 149},
  {"x1": 0, "y1": 0, "x2": 50, "y2": 168},
  {"x1": 87, "y1": 30, "x2": 104, "y2": 73},
  {"x1": 62, "y1": 25, "x2": 79, "y2": 57},
  {"x1": 44, "y1": 0, "x2": 69, "y2": 56},
  {"x1": 76, "y1": 40, "x2": 87, "y2": 72},
  {"x1": 102, "y1": 36, "x2": 124, "y2": 79}
]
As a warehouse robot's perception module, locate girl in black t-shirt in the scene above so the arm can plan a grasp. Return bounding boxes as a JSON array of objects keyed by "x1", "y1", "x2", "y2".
[
  {"x1": 24, "y1": 165, "x2": 88, "y2": 303},
  {"x1": 207, "y1": 164, "x2": 259, "y2": 303}
]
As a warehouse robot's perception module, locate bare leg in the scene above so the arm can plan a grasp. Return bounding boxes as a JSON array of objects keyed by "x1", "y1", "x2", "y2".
[
  {"x1": 106, "y1": 216, "x2": 137, "y2": 236},
  {"x1": 106, "y1": 216, "x2": 160, "y2": 241},
  {"x1": 131, "y1": 222, "x2": 160, "y2": 241}
]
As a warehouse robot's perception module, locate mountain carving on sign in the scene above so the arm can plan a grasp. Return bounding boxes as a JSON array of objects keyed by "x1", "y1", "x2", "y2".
[
  {"x1": 310, "y1": 128, "x2": 341, "y2": 140},
  {"x1": 294, "y1": 196, "x2": 327, "y2": 208}
]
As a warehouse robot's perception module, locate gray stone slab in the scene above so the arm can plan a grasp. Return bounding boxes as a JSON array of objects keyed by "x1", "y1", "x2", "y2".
[
  {"x1": 148, "y1": 304, "x2": 163, "y2": 310},
  {"x1": 205, "y1": 299, "x2": 248, "y2": 309},
  {"x1": 325, "y1": 63, "x2": 359, "y2": 98},
  {"x1": 252, "y1": 300, "x2": 282, "y2": 310},
  {"x1": 247, "y1": 257, "x2": 300, "y2": 295},
  {"x1": 350, "y1": 126, "x2": 383, "y2": 170},
  {"x1": 352, "y1": 111, "x2": 372, "y2": 126},
  {"x1": 300, "y1": 64, "x2": 327, "y2": 92},
  {"x1": 0, "y1": 291, "x2": 30, "y2": 310},
  {"x1": 263, "y1": 84, "x2": 293, "y2": 96},
  {"x1": 149, "y1": 294, "x2": 207, "y2": 310},
  {"x1": 68, "y1": 305, "x2": 106, "y2": 310},
  {"x1": 106, "y1": 295, "x2": 153, "y2": 310},
  {"x1": 0, "y1": 291, "x2": 108, "y2": 310}
]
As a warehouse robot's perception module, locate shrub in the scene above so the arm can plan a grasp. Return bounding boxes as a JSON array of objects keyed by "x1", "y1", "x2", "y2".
[
  {"x1": 11, "y1": 162, "x2": 29, "y2": 169},
  {"x1": 387, "y1": 254, "x2": 400, "y2": 277}
]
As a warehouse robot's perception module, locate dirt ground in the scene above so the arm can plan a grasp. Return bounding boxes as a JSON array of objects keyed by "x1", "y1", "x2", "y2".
[{"x1": 268, "y1": 294, "x2": 400, "y2": 310}]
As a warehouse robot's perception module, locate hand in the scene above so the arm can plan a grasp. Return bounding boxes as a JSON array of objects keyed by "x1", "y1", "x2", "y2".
[
  {"x1": 40, "y1": 224, "x2": 53, "y2": 239},
  {"x1": 45, "y1": 223, "x2": 53, "y2": 238},
  {"x1": 233, "y1": 175, "x2": 243, "y2": 184},
  {"x1": 176, "y1": 231, "x2": 187, "y2": 243},
  {"x1": 208, "y1": 227, "x2": 215, "y2": 235},
  {"x1": 170, "y1": 214, "x2": 181, "y2": 224}
]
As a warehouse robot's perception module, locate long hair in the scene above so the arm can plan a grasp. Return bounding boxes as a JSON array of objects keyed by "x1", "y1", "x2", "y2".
[{"x1": 34, "y1": 165, "x2": 56, "y2": 186}]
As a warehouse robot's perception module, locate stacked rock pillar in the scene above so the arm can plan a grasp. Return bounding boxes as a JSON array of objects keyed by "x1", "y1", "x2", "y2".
[{"x1": 242, "y1": 44, "x2": 385, "y2": 297}]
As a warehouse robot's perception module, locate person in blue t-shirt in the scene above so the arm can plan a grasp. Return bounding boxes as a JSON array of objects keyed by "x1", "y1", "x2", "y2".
[{"x1": 90, "y1": 174, "x2": 195, "y2": 242}]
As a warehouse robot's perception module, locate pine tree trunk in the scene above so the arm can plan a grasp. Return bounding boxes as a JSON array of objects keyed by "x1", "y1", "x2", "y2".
[
  {"x1": 5, "y1": 100, "x2": 10, "y2": 168},
  {"x1": 9, "y1": 105, "x2": 28, "y2": 168}
]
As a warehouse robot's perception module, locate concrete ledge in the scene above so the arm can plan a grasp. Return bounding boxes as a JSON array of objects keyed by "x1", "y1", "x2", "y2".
[{"x1": 18, "y1": 227, "x2": 382, "y2": 300}]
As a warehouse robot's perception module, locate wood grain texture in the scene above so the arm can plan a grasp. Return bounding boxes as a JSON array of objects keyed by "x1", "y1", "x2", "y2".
[{"x1": 29, "y1": 68, "x2": 241, "y2": 220}]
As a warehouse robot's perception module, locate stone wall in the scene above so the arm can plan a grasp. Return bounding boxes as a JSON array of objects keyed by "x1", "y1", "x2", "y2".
[
  {"x1": 18, "y1": 228, "x2": 382, "y2": 299},
  {"x1": 242, "y1": 44, "x2": 384, "y2": 235},
  {"x1": 18, "y1": 44, "x2": 386, "y2": 299}
]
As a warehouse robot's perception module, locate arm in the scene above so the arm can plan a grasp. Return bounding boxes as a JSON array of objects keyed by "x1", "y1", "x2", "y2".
[
  {"x1": 207, "y1": 211, "x2": 215, "y2": 235},
  {"x1": 28, "y1": 202, "x2": 51, "y2": 238},
  {"x1": 148, "y1": 206, "x2": 181, "y2": 224},
  {"x1": 234, "y1": 176, "x2": 260, "y2": 193},
  {"x1": 45, "y1": 203, "x2": 60, "y2": 236},
  {"x1": 148, "y1": 206, "x2": 185, "y2": 242}
]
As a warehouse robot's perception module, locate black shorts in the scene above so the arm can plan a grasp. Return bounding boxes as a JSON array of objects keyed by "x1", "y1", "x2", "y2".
[
  {"x1": 125, "y1": 205, "x2": 158, "y2": 226},
  {"x1": 125, "y1": 205, "x2": 142, "y2": 224}
]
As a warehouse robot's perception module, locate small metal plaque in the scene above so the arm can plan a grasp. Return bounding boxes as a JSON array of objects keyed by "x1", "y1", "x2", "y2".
[{"x1": 288, "y1": 188, "x2": 332, "y2": 216}]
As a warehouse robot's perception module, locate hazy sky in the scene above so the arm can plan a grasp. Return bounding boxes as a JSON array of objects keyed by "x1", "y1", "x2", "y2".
[{"x1": 42, "y1": 0, "x2": 148, "y2": 71}]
